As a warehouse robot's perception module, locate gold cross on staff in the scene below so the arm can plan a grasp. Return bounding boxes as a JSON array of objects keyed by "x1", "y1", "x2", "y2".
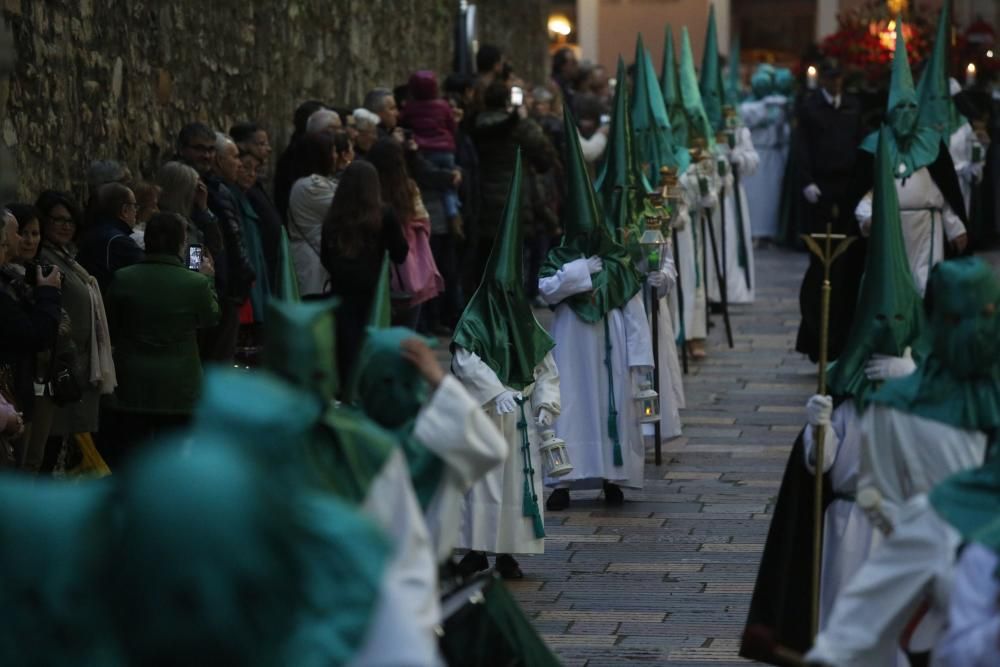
[{"x1": 798, "y1": 204, "x2": 856, "y2": 640}]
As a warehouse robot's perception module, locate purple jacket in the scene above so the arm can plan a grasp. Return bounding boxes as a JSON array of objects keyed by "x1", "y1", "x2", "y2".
[{"x1": 401, "y1": 71, "x2": 456, "y2": 153}]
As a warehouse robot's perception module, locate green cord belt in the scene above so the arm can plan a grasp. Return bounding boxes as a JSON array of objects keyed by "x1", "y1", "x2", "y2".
[
  {"x1": 603, "y1": 317, "x2": 623, "y2": 466},
  {"x1": 516, "y1": 398, "x2": 546, "y2": 539}
]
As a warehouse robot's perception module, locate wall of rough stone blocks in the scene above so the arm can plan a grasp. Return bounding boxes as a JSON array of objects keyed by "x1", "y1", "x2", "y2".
[{"x1": 0, "y1": 1, "x2": 546, "y2": 201}]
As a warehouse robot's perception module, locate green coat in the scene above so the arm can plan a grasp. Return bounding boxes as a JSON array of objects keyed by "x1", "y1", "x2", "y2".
[{"x1": 107, "y1": 254, "x2": 220, "y2": 414}]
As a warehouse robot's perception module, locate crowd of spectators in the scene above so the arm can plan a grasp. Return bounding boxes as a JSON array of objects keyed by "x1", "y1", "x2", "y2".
[{"x1": 0, "y1": 43, "x2": 617, "y2": 473}]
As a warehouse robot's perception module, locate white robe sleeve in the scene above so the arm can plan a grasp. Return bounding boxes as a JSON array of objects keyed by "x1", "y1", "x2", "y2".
[
  {"x1": 932, "y1": 543, "x2": 1000, "y2": 667},
  {"x1": 358, "y1": 450, "x2": 442, "y2": 667},
  {"x1": 855, "y1": 192, "x2": 873, "y2": 227},
  {"x1": 941, "y1": 201, "x2": 965, "y2": 241},
  {"x1": 731, "y1": 126, "x2": 759, "y2": 177},
  {"x1": 802, "y1": 406, "x2": 848, "y2": 475},
  {"x1": 858, "y1": 404, "x2": 909, "y2": 525},
  {"x1": 806, "y1": 495, "x2": 960, "y2": 667},
  {"x1": 414, "y1": 374, "x2": 508, "y2": 490},
  {"x1": 623, "y1": 293, "x2": 654, "y2": 369},
  {"x1": 538, "y1": 258, "x2": 593, "y2": 305},
  {"x1": 529, "y1": 351, "x2": 561, "y2": 419},
  {"x1": 738, "y1": 100, "x2": 769, "y2": 129},
  {"x1": 578, "y1": 129, "x2": 608, "y2": 163}
]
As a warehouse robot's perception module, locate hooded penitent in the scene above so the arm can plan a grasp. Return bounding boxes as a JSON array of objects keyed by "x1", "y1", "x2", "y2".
[
  {"x1": 872, "y1": 256, "x2": 1000, "y2": 431},
  {"x1": 595, "y1": 57, "x2": 648, "y2": 245},
  {"x1": 825, "y1": 127, "x2": 925, "y2": 406},
  {"x1": 354, "y1": 326, "x2": 446, "y2": 508},
  {"x1": 860, "y1": 19, "x2": 940, "y2": 179},
  {"x1": 632, "y1": 34, "x2": 678, "y2": 184},
  {"x1": 661, "y1": 25, "x2": 692, "y2": 172},
  {"x1": 679, "y1": 27, "x2": 716, "y2": 148},
  {"x1": 539, "y1": 105, "x2": 643, "y2": 324},
  {"x1": 700, "y1": 4, "x2": 727, "y2": 132},
  {"x1": 453, "y1": 151, "x2": 555, "y2": 390},
  {"x1": 750, "y1": 66, "x2": 775, "y2": 100},
  {"x1": 917, "y1": 0, "x2": 965, "y2": 140},
  {"x1": 264, "y1": 298, "x2": 340, "y2": 404},
  {"x1": 104, "y1": 439, "x2": 388, "y2": 667},
  {"x1": 774, "y1": 68, "x2": 794, "y2": 97}
]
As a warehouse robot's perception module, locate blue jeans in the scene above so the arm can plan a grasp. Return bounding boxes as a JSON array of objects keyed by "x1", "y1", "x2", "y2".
[{"x1": 424, "y1": 150, "x2": 460, "y2": 219}]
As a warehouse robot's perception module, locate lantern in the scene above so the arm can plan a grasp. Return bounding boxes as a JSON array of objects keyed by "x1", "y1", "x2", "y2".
[
  {"x1": 538, "y1": 430, "x2": 573, "y2": 477},
  {"x1": 634, "y1": 381, "x2": 660, "y2": 424}
]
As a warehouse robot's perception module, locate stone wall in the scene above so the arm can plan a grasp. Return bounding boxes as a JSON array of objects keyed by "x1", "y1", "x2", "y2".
[{"x1": 0, "y1": 0, "x2": 546, "y2": 201}]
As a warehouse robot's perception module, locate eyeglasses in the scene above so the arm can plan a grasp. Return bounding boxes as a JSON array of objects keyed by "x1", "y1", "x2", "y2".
[
  {"x1": 49, "y1": 216, "x2": 76, "y2": 226},
  {"x1": 186, "y1": 144, "x2": 216, "y2": 154}
]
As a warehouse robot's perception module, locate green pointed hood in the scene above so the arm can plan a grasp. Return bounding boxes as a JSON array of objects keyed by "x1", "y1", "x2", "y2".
[
  {"x1": 453, "y1": 151, "x2": 555, "y2": 389},
  {"x1": 825, "y1": 127, "x2": 925, "y2": 405},
  {"x1": 276, "y1": 228, "x2": 300, "y2": 303},
  {"x1": 917, "y1": 0, "x2": 964, "y2": 139},
  {"x1": 369, "y1": 252, "x2": 392, "y2": 329},
  {"x1": 264, "y1": 298, "x2": 340, "y2": 402},
  {"x1": 632, "y1": 35, "x2": 679, "y2": 183},
  {"x1": 678, "y1": 27, "x2": 716, "y2": 148},
  {"x1": 873, "y1": 257, "x2": 1000, "y2": 431},
  {"x1": 860, "y1": 18, "x2": 940, "y2": 177},
  {"x1": 700, "y1": 5, "x2": 726, "y2": 132},
  {"x1": 539, "y1": 105, "x2": 643, "y2": 323},
  {"x1": 660, "y1": 25, "x2": 691, "y2": 171},
  {"x1": 726, "y1": 33, "x2": 742, "y2": 106}
]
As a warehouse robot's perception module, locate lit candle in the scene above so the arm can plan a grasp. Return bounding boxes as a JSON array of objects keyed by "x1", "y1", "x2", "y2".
[
  {"x1": 966, "y1": 63, "x2": 977, "y2": 88},
  {"x1": 807, "y1": 65, "x2": 818, "y2": 90}
]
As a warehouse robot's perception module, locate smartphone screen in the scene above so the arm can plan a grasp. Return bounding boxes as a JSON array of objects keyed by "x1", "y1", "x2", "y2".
[
  {"x1": 510, "y1": 86, "x2": 524, "y2": 107},
  {"x1": 188, "y1": 244, "x2": 203, "y2": 271}
]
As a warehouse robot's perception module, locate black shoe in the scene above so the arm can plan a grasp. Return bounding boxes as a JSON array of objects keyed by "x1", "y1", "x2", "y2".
[
  {"x1": 546, "y1": 488, "x2": 570, "y2": 511},
  {"x1": 457, "y1": 550, "x2": 489, "y2": 578},
  {"x1": 495, "y1": 554, "x2": 523, "y2": 580},
  {"x1": 603, "y1": 481, "x2": 625, "y2": 506}
]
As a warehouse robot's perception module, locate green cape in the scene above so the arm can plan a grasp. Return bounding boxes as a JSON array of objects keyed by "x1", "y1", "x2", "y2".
[
  {"x1": 860, "y1": 19, "x2": 940, "y2": 179},
  {"x1": 453, "y1": 151, "x2": 555, "y2": 390},
  {"x1": 825, "y1": 127, "x2": 925, "y2": 405},
  {"x1": 539, "y1": 105, "x2": 643, "y2": 323},
  {"x1": 930, "y1": 458, "x2": 1000, "y2": 557},
  {"x1": 632, "y1": 35, "x2": 679, "y2": 183},
  {"x1": 916, "y1": 0, "x2": 965, "y2": 139},
  {"x1": 679, "y1": 27, "x2": 716, "y2": 148},
  {"x1": 355, "y1": 327, "x2": 446, "y2": 509},
  {"x1": 872, "y1": 257, "x2": 1000, "y2": 431},
  {"x1": 105, "y1": 436, "x2": 387, "y2": 667},
  {"x1": 700, "y1": 5, "x2": 727, "y2": 132},
  {"x1": 661, "y1": 25, "x2": 692, "y2": 171}
]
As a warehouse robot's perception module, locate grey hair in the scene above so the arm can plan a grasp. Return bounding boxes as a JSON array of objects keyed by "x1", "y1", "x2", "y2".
[
  {"x1": 306, "y1": 108, "x2": 342, "y2": 134},
  {"x1": 363, "y1": 87, "x2": 394, "y2": 113},
  {"x1": 214, "y1": 132, "x2": 236, "y2": 154},
  {"x1": 352, "y1": 108, "x2": 380, "y2": 131},
  {"x1": 87, "y1": 159, "x2": 129, "y2": 188},
  {"x1": 156, "y1": 161, "x2": 200, "y2": 216}
]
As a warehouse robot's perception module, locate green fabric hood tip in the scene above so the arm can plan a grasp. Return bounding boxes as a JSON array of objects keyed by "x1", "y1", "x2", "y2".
[
  {"x1": 264, "y1": 297, "x2": 341, "y2": 403},
  {"x1": 660, "y1": 24, "x2": 692, "y2": 171},
  {"x1": 678, "y1": 26, "x2": 716, "y2": 149},
  {"x1": 699, "y1": 4, "x2": 727, "y2": 132},
  {"x1": 726, "y1": 32, "x2": 742, "y2": 106},
  {"x1": 276, "y1": 227, "x2": 300, "y2": 303},
  {"x1": 825, "y1": 127, "x2": 925, "y2": 406},
  {"x1": 631, "y1": 34, "x2": 679, "y2": 183},
  {"x1": 453, "y1": 150, "x2": 555, "y2": 390},
  {"x1": 872, "y1": 256, "x2": 1000, "y2": 431},
  {"x1": 539, "y1": 104, "x2": 643, "y2": 324},
  {"x1": 860, "y1": 17, "x2": 941, "y2": 179},
  {"x1": 916, "y1": 0, "x2": 965, "y2": 140}
]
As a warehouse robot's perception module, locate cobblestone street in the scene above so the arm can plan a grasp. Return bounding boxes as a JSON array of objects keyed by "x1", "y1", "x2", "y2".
[{"x1": 511, "y1": 246, "x2": 814, "y2": 666}]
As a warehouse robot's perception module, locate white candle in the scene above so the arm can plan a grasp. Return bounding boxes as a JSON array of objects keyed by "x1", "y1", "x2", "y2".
[
  {"x1": 966, "y1": 63, "x2": 977, "y2": 88},
  {"x1": 807, "y1": 65, "x2": 818, "y2": 90}
]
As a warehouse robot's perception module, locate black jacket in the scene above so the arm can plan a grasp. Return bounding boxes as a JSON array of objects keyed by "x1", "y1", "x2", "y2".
[
  {"x1": 0, "y1": 271, "x2": 61, "y2": 419},
  {"x1": 206, "y1": 176, "x2": 256, "y2": 301},
  {"x1": 75, "y1": 216, "x2": 144, "y2": 294},
  {"x1": 246, "y1": 182, "x2": 283, "y2": 287}
]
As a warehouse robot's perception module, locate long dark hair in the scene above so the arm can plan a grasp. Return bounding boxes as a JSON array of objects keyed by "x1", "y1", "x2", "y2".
[
  {"x1": 34, "y1": 190, "x2": 82, "y2": 243},
  {"x1": 322, "y1": 161, "x2": 383, "y2": 259},
  {"x1": 364, "y1": 138, "x2": 416, "y2": 223}
]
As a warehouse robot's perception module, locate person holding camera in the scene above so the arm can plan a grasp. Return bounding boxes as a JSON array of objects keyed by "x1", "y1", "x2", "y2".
[
  {"x1": 103, "y1": 212, "x2": 219, "y2": 466},
  {"x1": 0, "y1": 207, "x2": 62, "y2": 469}
]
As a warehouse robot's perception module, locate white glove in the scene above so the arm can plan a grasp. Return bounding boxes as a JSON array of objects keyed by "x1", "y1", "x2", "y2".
[
  {"x1": 585, "y1": 256, "x2": 604, "y2": 274},
  {"x1": 864, "y1": 349, "x2": 916, "y2": 381},
  {"x1": 859, "y1": 217, "x2": 873, "y2": 237},
  {"x1": 647, "y1": 271, "x2": 667, "y2": 288},
  {"x1": 647, "y1": 267, "x2": 676, "y2": 294},
  {"x1": 803, "y1": 183, "x2": 822, "y2": 204},
  {"x1": 536, "y1": 406, "x2": 555, "y2": 427},
  {"x1": 495, "y1": 390, "x2": 520, "y2": 415},
  {"x1": 805, "y1": 394, "x2": 833, "y2": 427},
  {"x1": 699, "y1": 193, "x2": 717, "y2": 210}
]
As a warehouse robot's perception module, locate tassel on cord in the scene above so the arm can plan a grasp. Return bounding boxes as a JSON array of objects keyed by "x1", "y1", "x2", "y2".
[
  {"x1": 604, "y1": 317, "x2": 623, "y2": 466},
  {"x1": 517, "y1": 400, "x2": 546, "y2": 538}
]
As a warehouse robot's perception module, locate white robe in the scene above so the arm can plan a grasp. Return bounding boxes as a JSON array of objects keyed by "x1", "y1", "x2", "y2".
[
  {"x1": 288, "y1": 174, "x2": 336, "y2": 296},
  {"x1": 806, "y1": 494, "x2": 960, "y2": 666},
  {"x1": 412, "y1": 375, "x2": 509, "y2": 562},
  {"x1": 707, "y1": 125, "x2": 759, "y2": 304},
  {"x1": 802, "y1": 401, "x2": 881, "y2": 631},
  {"x1": 675, "y1": 165, "x2": 717, "y2": 341},
  {"x1": 352, "y1": 449, "x2": 444, "y2": 667},
  {"x1": 932, "y1": 543, "x2": 1000, "y2": 667},
  {"x1": 453, "y1": 350, "x2": 560, "y2": 555},
  {"x1": 854, "y1": 168, "x2": 965, "y2": 296},
  {"x1": 858, "y1": 403, "x2": 987, "y2": 528},
  {"x1": 740, "y1": 95, "x2": 790, "y2": 239},
  {"x1": 648, "y1": 270, "x2": 685, "y2": 440},
  {"x1": 538, "y1": 259, "x2": 653, "y2": 489},
  {"x1": 948, "y1": 121, "x2": 984, "y2": 219}
]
